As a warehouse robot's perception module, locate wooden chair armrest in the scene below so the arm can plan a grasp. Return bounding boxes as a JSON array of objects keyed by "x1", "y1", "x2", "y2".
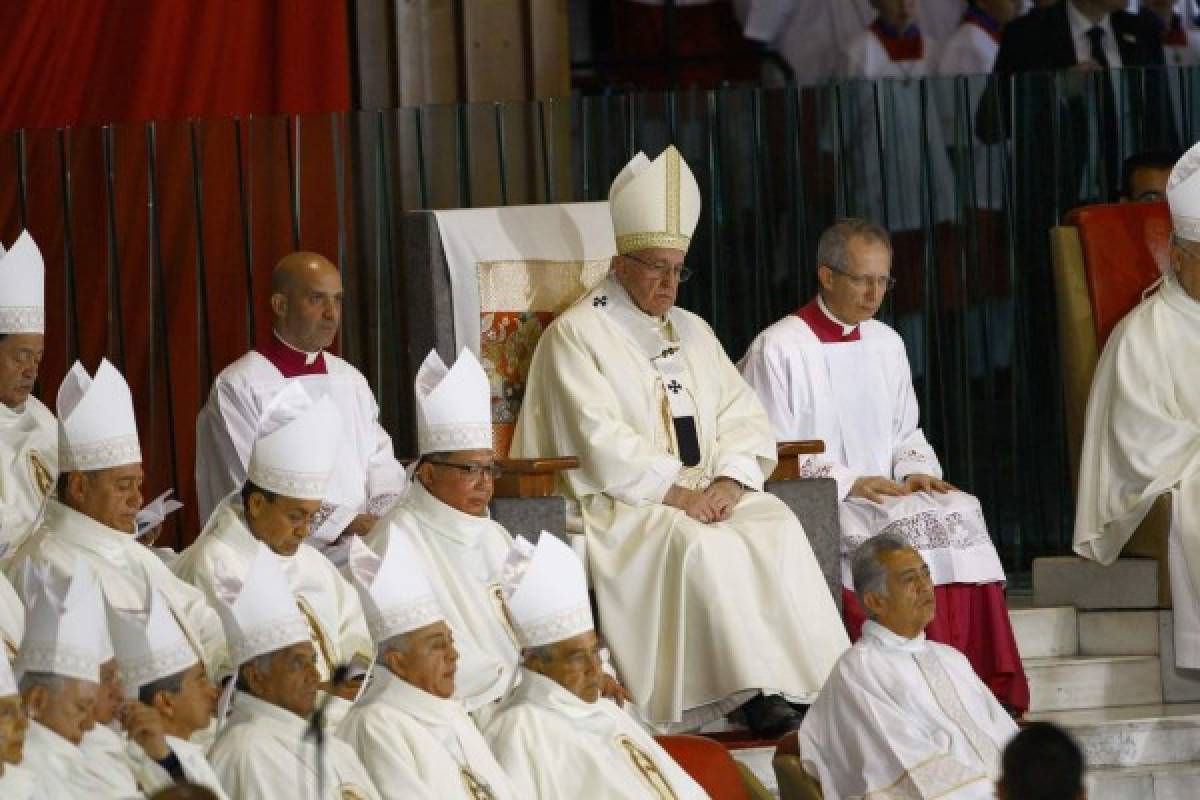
[
  {"x1": 494, "y1": 457, "x2": 579, "y2": 499},
  {"x1": 771, "y1": 440, "x2": 825, "y2": 481}
]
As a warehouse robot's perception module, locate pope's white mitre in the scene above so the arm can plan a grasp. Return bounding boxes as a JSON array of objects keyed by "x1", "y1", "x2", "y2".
[
  {"x1": 1169, "y1": 142, "x2": 1200, "y2": 242},
  {"x1": 247, "y1": 383, "x2": 342, "y2": 500},
  {"x1": 16, "y1": 559, "x2": 112, "y2": 683},
  {"x1": 57, "y1": 358, "x2": 142, "y2": 472},
  {"x1": 0, "y1": 230, "x2": 44, "y2": 334},
  {"x1": 346, "y1": 531, "x2": 444, "y2": 643},
  {"x1": 108, "y1": 586, "x2": 199, "y2": 699},
  {"x1": 608, "y1": 145, "x2": 701, "y2": 255},
  {"x1": 212, "y1": 542, "x2": 310, "y2": 668},
  {"x1": 505, "y1": 532, "x2": 593, "y2": 649},
  {"x1": 415, "y1": 347, "x2": 492, "y2": 455}
]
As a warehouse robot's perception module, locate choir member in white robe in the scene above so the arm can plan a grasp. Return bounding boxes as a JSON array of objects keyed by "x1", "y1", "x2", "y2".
[
  {"x1": 799, "y1": 534, "x2": 1017, "y2": 800},
  {"x1": 511, "y1": 145, "x2": 848, "y2": 734},
  {"x1": 108, "y1": 587, "x2": 228, "y2": 799},
  {"x1": 0, "y1": 231, "x2": 56, "y2": 563},
  {"x1": 194, "y1": 251, "x2": 405, "y2": 544},
  {"x1": 208, "y1": 542, "x2": 380, "y2": 800},
  {"x1": 6, "y1": 359, "x2": 225, "y2": 678},
  {"x1": 176, "y1": 386, "x2": 372, "y2": 723},
  {"x1": 0, "y1": 626, "x2": 39, "y2": 800},
  {"x1": 339, "y1": 534, "x2": 519, "y2": 800},
  {"x1": 740, "y1": 219, "x2": 1028, "y2": 711},
  {"x1": 485, "y1": 533, "x2": 709, "y2": 800},
  {"x1": 1075, "y1": 143, "x2": 1200, "y2": 668}
]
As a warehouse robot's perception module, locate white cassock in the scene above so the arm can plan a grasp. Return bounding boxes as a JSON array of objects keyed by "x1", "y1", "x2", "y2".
[
  {"x1": 739, "y1": 308, "x2": 1005, "y2": 590},
  {"x1": 512, "y1": 274, "x2": 849, "y2": 726},
  {"x1": 77, "y1": 723, "x2": 140, "y2": 798},
  {"x1": 174, "y1": 496, "x2": 374, "y2": 719},
  {"x1": 338, "y1": 669, "x2": 519, "y2": 800},
  {"x1": 799, "y1": 621, "x2": 1017, "y2": 800},
  {"x1": 20, "y1": 721, "x2": 116, "y2": 800},
  {"x1": 6, "y1": 499, "x2": 225, "y2": 677},
  {"x1": 194, "y1": 336, "x2": 406, "y2": 539},
  {"x1": 0, "y1": 764, "x2": 39, "y2": 799},
  {"x1": 484, "y1": 669, "x2": 709, "y2": 800},
  {"x1": 209, "y1": 691, "x2": 381, "y2": 800},
  {"x1": 0, "y1": 394, "x2": 55, "y2": 562},
  {"x1": 0, "y1": 571, "x2": 23, "y2": 663},
  {"x1": 128, "y1": 734, "x2": 232, "y2": 800},
  {"x1": 1075, "y1": 274, "x2": 1200, "y2": 667},
  {"x1": 936, "y1": 19, "x2": 1005, "y2": 211},
  {"x1": 366, "y1": 481, "x2": 519, "y2": 715}
]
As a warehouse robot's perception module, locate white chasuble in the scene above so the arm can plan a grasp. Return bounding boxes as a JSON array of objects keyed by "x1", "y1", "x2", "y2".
[
  {"x1": 337, "y1": 669, "x2": 519, "y2": 800},
  {"x1": 0, "y1": 763, "x2": 39, "y2": 799},
  {"x1": 1075, "y1": 274, "x2": 1200, "y2": 667},
  {"x1": 740, "y1": 311, "x2": 1004, "y2": 589},
  {"x1": 0, "y1": 394, "x2": 55, "y2": 562},
  {"x1": 129, "y1": 734, "x2": 231, "y2": 800},
  {"x1": 799, "y1": 621, "x2": 1017, "y2": 800},
  {"x1": 77, "y1": 722, "x2": 140, "y2": 798},
  {"x1": 366, "y1": 481, "x2": 519, "y2": 714},
  {"x1": 511, "y1": 274, "x2": 848, "y2": 725},
  {"x1": 0, "y1": 571, "x2": 23, "y2": 663},
  {"x1": 484, "y1": 669, "x2": 709, "y2": 800},
  {"x1": 20, "y1": 721, "x2": 115, "y2": 800},
  {"x1": 6, "y1": 499, "x2": 225, "y2": 678},
  {"x1": 209, "y1": 691, "x2": 381, "y2": 800}
]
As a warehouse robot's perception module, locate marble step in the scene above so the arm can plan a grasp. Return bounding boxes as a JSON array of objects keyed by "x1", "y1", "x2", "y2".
[
  {"x1": 1011, "y1": 606, "x2": 1078, "y2": 659},
  {"x1": 1044, "y1": 711, "x2": 1200, "y2": 768},
  {"x1": 1089, "y1": 763, "x2": 1200, "y2": 800},
  {"x1": 1033, "y1": 557, "x2": 1159, "y2": 610},
  {"x1": 1079, "y1": 610, "x2": 1160, "y2": 657},
  {"x1": 1025, "y1": 655, "x2": 1163, "y2": 712}
]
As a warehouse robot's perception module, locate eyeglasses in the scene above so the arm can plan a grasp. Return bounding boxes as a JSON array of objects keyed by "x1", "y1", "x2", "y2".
[
  {"x1": 427, "y1": 460, "x2": 503, "y2": 480},
  {"x1": 623, "y1": 252, "x2": 693, "y2": 283},
  {"x1": 825, "y1": 264, "x2": 897, "y2": 291}
]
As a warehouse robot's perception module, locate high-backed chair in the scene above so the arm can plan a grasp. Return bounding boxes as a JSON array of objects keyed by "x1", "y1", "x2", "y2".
[
  {"x1": 772, "y1": 731, "x2": 823, "y2": 800},
  {"x1": 655, "y1": 734, "x2": 772, "y2": 800},
  {"x1": 403, "y1": 202, "x2": 842, "y2": 608},
  {"x1": 1050, "y1": 201, "x2": 1173, "y2": 606}
]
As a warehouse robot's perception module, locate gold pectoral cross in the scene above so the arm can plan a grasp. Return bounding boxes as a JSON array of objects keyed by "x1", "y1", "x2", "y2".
[
  {"x1": 460, "y1": 767, "x2": 499, "y2": 800},
  {"x1": 489, "y1": 584, "x2": 522, "y2": 651},
  {"x1": 296, "y1": 596, "x2": 337, "y2": 682},
  {"x1": 617, "y1": 735, "x2": 679, "y2": 800}
]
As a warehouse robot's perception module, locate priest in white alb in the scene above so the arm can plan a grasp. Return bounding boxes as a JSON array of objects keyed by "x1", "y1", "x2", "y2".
[
  {"x1": 484, "y1": 532, "x2": 710, "y2": 800},
  {"x1": 6, "y1": 359, "x2": 225, "y2": 678},
  {"x1": 195, "y1": 251, "x2": 406, "y2": 545},
  {"x1": 739, "y1": 218, "x2": 1027, "y2": 712},
  {"x1": 176, "y1": 384, "x2": 373, "y2": 722},
  {"x1": 799, "y1": 533, "x2": 1017, "y2": 799},
  {"x1": 1075, "y1": 142, "x2": 1200, "y2": 670},
  {"x1": 340, "y1": 533, "x2": 519, "y2": 800},
  {"x1": 0, "y1": 633, "x2": 37, "y2": 799},
  {"x1": 510, "y1": 145, "x2": 849, "y2": 734},
  {"x1": 208, "y1": 541, "x2": 381, "y2": 800}
]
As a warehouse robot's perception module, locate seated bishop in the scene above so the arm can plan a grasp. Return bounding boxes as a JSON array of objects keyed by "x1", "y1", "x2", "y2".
[
  {"x1": 0, "y1": 600, "x2": 37, "y2": 799},
  {"x1": 208, "y1": 541, "x2": 381, "y2": 800},
  {"x1": 365, "y1": 348, "x2": 522, "y2": 717},
  {"x1": 194, "y1": 251, "x2": 406, "y2": 545},
  {"x1": 339, "y1": 534, "x2": 519, "y2": 800},
  {"x1": 7, "y1": 359, "x2": 225, "y2": 679},
  {"x1": 108, "y1": 587, "x2": 229, "y2": 799},
  {"x1": 77, "y1": 653, "x2": 143, "y2": 798},
  {"x1": 510, "y1": 145, "x2": 849, "y2": 734},
  {"x1": 484, "y1": 533, "x2": 709, "y2": 799},
  {"x1": 739, "y1": 217, "x2": 1029, "y2": 713},
  {"x1": 1075, "y1": 143, "x2": 1200, "y2": 670},
  {"x1": 799, "y1": 534, "x2": 1018, "y2": 799},
  {"x1": 175, "y1": 384, "x2": 373, "y2": 724}
]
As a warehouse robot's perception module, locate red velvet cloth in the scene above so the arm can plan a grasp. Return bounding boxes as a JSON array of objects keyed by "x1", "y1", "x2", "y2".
[
  {"x1": 842, "y1": 583, "x2": 1030, "y2": 713},
  {"x1": 1163, "y1": 15, "x2": 1189, "y2": 47},
  {"x1": 257, "y1": 334, "x2": 328, "y2": 379},
  {"x1": 870, "y1": 19, "x2": 924, "y2": 62},
  {"x1": 796, "y1": 298, "x2": 862, "y2": 343}
]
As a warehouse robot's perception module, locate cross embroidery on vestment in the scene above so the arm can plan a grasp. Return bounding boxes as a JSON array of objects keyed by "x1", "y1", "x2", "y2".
[
  {"x1": 593, "y1": 296, "x2": 608, "y2": 307},
  {"x1": 667, "y1": 380, "x2": 683, "y2": 394}
]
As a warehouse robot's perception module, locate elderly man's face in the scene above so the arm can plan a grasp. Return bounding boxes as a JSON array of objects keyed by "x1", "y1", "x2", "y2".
[
  {"x1": 871, "y1": 0, "x2": 917, "y2": 31},
  {"x1": 0, "y1": 334, "x2": 44, "y2": 409},
  {"x1": 525, "y1": 630, "x2": 604, "y2": 704},
  {"x1": 863, "y1": 547, "x2": 936, "y2": 638},
  {"x1": 26, "y1": 677, "x2": 97, "y2": 745},
  {"x1": 386, "y1": 621, "x2": 458, "y2": 699},
  {"x1": 271, "y1": 257, "x2": 343, "y2": 353},
  {"x1": 63, "y1": 464, "x2": 144, "y2": 533},
  {"x1": 245, "y1": 491, "x2": 322, "y2": 556},
  {"x1": 244, "y1": 641, "x2": 320, "y2": 719},
  {"x1": 92, "y1": 659, "x2": 122, "y2": 726},
  {"x1": 417, "y1": 449, "x2": 497, "y2": 517},
  {"x1": 1172, "y1": 236, "x2": 1200, "y2": 302},
  {"x1": 148, "y1": 662, "x2": 218, "y2": 740},
  {"x1": 0, "y1": 695, "x2": 28, "y2": 767},
  {"x1": 612, "y1": 247, "x2": 686, "y2": 318},
  {"x1": 818, "y1": 236, "x2": 893, "y2": 326}
]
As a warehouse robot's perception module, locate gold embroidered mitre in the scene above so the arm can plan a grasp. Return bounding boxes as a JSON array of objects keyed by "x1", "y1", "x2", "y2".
[{"x1": 608, "y1": 145, "x2": 701, "y2": 255}]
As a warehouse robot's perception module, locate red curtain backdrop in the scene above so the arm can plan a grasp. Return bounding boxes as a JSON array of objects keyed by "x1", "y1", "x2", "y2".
[{"x1": 0, "y1": 1, "x2": 352, "y2": 547}]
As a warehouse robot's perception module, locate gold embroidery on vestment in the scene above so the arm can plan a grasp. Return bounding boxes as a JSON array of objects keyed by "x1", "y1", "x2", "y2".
[{"x1": 617, "y1": 735, "x2": 678, "y2": 800}]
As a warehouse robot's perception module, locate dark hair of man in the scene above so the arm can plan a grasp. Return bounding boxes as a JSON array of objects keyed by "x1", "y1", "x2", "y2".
[
  {"x1": 137, "y1": 667, "x2": 189, "y2": 706},
  {"x1": 56, "y1": 469, "x2": 96, "y2": 498},
  {"x1": 1121, "y1": 149, "x2": 1181, "y2": 198},
  {"x1": 1000, "y1": 722, "x2": 1084, "y2": 800},
  {"x1": 240, "y1": 481, "x2": 278, "y2": 508}
]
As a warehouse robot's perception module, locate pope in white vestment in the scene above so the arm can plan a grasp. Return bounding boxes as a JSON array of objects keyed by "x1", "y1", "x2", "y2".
[{"x1": 512, "y1": 145, "x2": 848, "y2": 731}]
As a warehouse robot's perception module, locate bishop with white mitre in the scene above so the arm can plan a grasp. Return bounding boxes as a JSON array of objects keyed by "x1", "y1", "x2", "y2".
[
  {"x1": 739, "y1": 218, "x2": 1028, "y2": 712},
  {"x1": 0, "y1": 630, "x2": 38, "y2": 799},
  {"x1": 7, "y1": 358, "x2": 225, "y2": 677},
  {"x1": 195, "y1": 251, "x2": 406, "y2": 544},
  {"x1": 176, "y1": 383, "x2": 373, "y2": 723},
  {"x1": 1075, "y1": 142, "x2": 1200, "y2": 669},
  {"x1": 484, "y1": 532, "x2": 710, "y2": 800},
  {"x1": 366, "y1": 348, "x2": 521, "y2": 717},
  {"x1": 340, "y1": 533, "x2": 520, "y2": 800},
  {"x1": 510, "y1": 145, "x2": 849, "y2": 734},
  {"x1": 208, "y1": 541, "x2": 381, "y2": 800}
]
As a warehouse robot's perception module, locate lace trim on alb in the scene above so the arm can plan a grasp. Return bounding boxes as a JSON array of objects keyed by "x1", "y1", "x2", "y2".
[{"x1": 845, "y1": 510, "x2": 991, "y2": 555}]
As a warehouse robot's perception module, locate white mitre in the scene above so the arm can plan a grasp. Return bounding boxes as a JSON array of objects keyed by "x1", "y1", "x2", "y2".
[
  {"x1": 505, "y1": 532, "x2": 593, "y2": 649},
  {"x1": 1169, "y1": 142, "x2": 1200, "y2": 242},
  {"x1": 608, "y1": 145, "x2": 702, "y2": 255},
  {"x1": 108, "y1": 586, "x2": 199, "y2": 698},
  {"x1": 0, "y1": 230, "x2": 44, "y2": 334},
  {"x1": 247, "y1": 382, "x2": 342, "y2": 499},
  {"x1": 345, "y1": 532, "x2": 444, "y2": 643},
  {"x1": 212, "y1": 542, "x2": 310, "y2": 669},
  {"x1": 57, "y1": 358, "x2": 142, "y2": 472},
  {"x1": 15, "y1": 558, "x2": 112, "y2": 683},
  {"x1": 415, "y1": 347, "x2": 492, "y2": 455}
]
